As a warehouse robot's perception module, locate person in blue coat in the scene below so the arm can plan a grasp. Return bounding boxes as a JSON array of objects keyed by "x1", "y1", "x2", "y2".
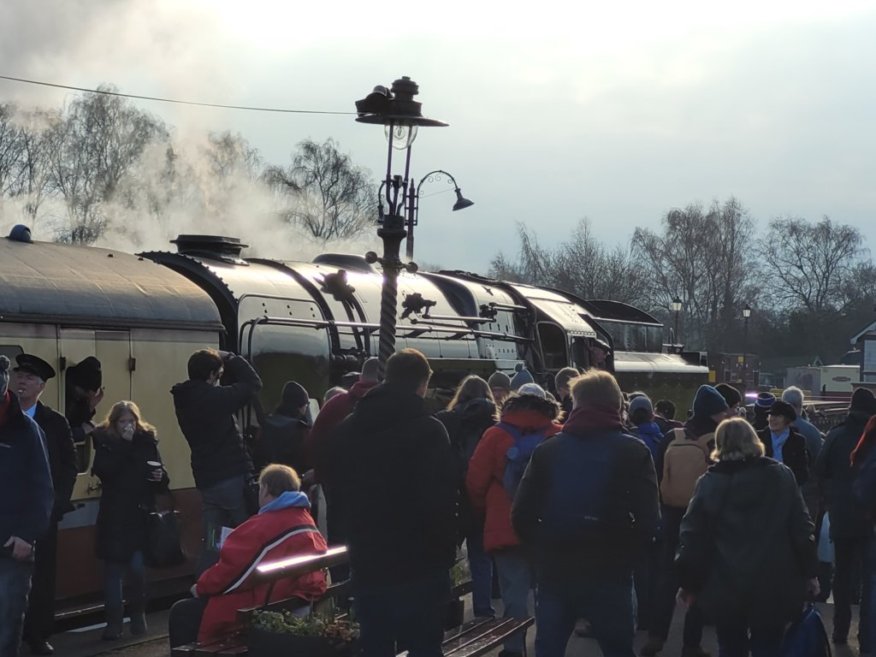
[{"x1": 0, "y1": 355, "x2": 53, "y2": 657}]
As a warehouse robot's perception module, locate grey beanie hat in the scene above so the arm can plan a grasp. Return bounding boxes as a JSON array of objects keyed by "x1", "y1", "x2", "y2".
[
  {"x1": 0, "y1": 355, "x2": 9, "y2": 397},
  {"x1": 488, "y1": 371, "x2": 512, "y2": 390}
]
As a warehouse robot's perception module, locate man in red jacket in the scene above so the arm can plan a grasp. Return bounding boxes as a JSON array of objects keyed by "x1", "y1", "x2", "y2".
[{"x1": 168, "y1": 464, "x2": 327, "y2": 648}]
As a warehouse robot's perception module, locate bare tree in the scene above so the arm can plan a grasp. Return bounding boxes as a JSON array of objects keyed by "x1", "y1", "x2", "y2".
[
  {"x1": 631, "y1": 197, "x2": 758, "y2": 350},
  {"x1": 0, "y1": 104, "x2": 25, "y2": 196},
  {"x1": 265, "y1": 138, "x2": 374, "y2": 242},
  {"x1": 489, "y1": 219, "x2": 648, "y2": 306},
  {"x1": 761, "y1": 216, "x2": 863, "y2": 313},
  {"x1": 45, "y1": 86, "x2": 168, "y2": 243},
  {"x1": 204, "y1": 131, "x2": 262, "y2": 181}
]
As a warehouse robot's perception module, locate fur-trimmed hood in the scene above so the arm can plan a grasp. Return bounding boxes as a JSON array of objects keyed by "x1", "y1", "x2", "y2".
[{"x1": 500, "y1": 393, "x2": 561, "y2": 422}]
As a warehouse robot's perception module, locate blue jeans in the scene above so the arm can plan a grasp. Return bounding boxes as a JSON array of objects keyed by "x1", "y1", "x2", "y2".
[
  {"x1": 466, "y1": 527, "x2": 494, "y2": 617},
  {"x1": 198, "y1": 474, "x2": 249, "y2": 574},
  {"x1": 494, "y1": 548, "x2": 533, "y2": 653},
  {"x1": 353, "y1": 571, "x2": 450, "y2": 657},
  {"x1": 105, "y1": 551, "x2": 146, "y2": 611},
  {"x1": 0, "y1": 558, "x2": 33, "y2": 657},
  {"x1": 535, "y1": 572, "x2": 635, "y2": 657},
  {"x1": 715, "y1": 622, "x2": 784, "y2": 657}
]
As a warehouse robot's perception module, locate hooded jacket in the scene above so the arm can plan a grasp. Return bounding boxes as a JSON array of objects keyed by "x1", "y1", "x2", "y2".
[
  {"x1": 171, "y1": 354, "x2": 262, "y2": 489},
  {"x1": 307, "y1": 379, "x2": 378, "y2": 485},
  {"x1": 0, "y1": 392, "x2": 53, "y2": 547},
  {"x1": 466, "y1": 394, "x2": 561, "y2": 553},
  {"x1": 195, "y1": 491, "x2": 327, "y2": 642},
  {"x1": 512, "y1": 402, "x2": 658, "y2": 581},
  {"x1": 327, "y1": 382, "x2": 459, "y2": 588},
  {"x1": 816, "y1": 410, "x2": 875, "y2": 539},
  {"x1": 677, "y1": 457, "x2": 816, "y2": 626}
]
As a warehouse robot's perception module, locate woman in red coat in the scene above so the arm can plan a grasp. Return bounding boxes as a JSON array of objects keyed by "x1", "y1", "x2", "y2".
[
  {"x1": 466, "y1": 384, "x2": 561, "y2": 657},
  {"x1": 168, "y1": 464, "x2": 328, "y2": 647}
]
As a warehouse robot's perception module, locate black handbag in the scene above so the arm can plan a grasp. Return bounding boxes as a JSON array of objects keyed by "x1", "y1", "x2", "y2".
[{"x1": 144, "y1": 505, "x2": 186, "y2": 568}]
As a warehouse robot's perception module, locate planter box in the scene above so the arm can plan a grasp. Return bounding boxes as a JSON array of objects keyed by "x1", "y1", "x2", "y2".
[
  {"x1": 248, "y1": 627, "x2": 355, "y2": 657},
  {"x1": 444, "y1": 598, "x2": 465, "y2": 629}
]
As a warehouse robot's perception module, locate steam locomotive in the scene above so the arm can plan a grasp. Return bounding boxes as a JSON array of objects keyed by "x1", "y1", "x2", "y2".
[{"x1": 0, "y1": 230, "x2": 706, "y2": 612}]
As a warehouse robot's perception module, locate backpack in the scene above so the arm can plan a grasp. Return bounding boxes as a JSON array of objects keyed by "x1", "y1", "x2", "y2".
[
  {"x1": 660, "y1": 428, "x2": 713, "y2": 508},
  {"x1": 498, "y1": 421, "x2": 550, "y2": 499},
  {"x1": 780, "y1": 603, "x2": 832, "y2": 657}
]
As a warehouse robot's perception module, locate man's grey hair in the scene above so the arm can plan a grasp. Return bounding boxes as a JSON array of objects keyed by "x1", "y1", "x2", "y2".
[{"x1": 782, "y1": 386, "x2": 805, "y2": 411}]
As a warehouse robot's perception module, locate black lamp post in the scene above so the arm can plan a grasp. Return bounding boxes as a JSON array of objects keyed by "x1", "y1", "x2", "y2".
[
  {"x1": 742, "y1": 303, "x2": 752, "y2": 388},
  {"x1": 671, "y1": 297, "x2": 682, "y2": 345},
  {"x1": 355, "y1": 76, "x2": 447, "y2": 375}
]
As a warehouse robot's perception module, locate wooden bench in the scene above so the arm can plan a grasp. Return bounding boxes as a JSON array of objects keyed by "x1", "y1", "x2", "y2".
[
  {"x1": 171, "y1": 546, "x2": 350, "y2": 656},
  {"x1": 172, "y1": 546, "x2": 533, "y2": 657}
]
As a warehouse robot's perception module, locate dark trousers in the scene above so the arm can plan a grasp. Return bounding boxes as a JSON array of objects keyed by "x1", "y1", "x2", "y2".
[
  {"x1": 352, "y1": 571, "x2": 450, "y2": 657},
  {"x1": 634, "y1": 538, "x2": 661, "y2": 631},
  {"x1": 832, "y1": 536, "x2": 872, "y2": 644},
  {"x1": 168, "y1": 597, "x2": 208, "y2": 648},
  {"x1": 535, "y1": 572, "x2": 635, "y2": 657},
  {"x1": 23, "y1": 523, "x2": 58, "y2": 643},
  {"x1": 715, "y1": 621, "x2": 784, "y2": 657},
  {"x1": 0, "y1": 558, "x2": 32, "y2": 657},
  {"x1": 650, "y1": 505, "x2": 704, "y2": 647}
]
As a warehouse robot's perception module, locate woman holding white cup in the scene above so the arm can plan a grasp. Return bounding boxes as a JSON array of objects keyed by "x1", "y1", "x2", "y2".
[{"x1": 92, "y1": 401, "x2": 169, "y2": 640}]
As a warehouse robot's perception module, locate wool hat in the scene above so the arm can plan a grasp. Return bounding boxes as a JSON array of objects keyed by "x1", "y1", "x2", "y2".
[
  {"x1": 517, "y1": 382, "x2": 546, "y2": 399},
  {"x1": 755, "y1": 392, "x2": 776, "y2": 410},
  {"x1": 67, "y1": 356, "x2": 102, "y2": 392},
  {"x1": 488, "y1": 371, "x2": 512, "y2": 390},
  {"x1": 768, "y1": 399, "x2": 797, "y2": 422},
  {"x1": 0, "y1": 355, "x2": 9, "y2": 397},
  {"x1": 693, "y1": 384, "x2": 730, "y2": 419},
  {"x1": 14, "y1": 354, "x2": 56, "y2": 381},
  {"x1": 510, "y1": 363, "x2": 534, "y2": 391},
  {"x1": 281, "y1": 381, "x2": 310, "y2": 408},
  {"x1": 850, "y1": 388, "x2": 876, "y2": 416},
  {"x1": 628, "y1": 395, "x2": 654, "y2": 417},
  {"x1": 715, "y1": 383, "x2": 742, "y2": 408}
]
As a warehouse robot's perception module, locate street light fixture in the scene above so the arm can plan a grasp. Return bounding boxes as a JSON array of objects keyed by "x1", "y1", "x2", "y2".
[
  {"x1": 671, "y1": 297, "x2": 682, "y2": 345},
  {"x1": 406, "y1": 169, "x2": 474, "y2": 260},
  {"x1": 355, "y1": 76, "x2": 447, "y2": 375}
]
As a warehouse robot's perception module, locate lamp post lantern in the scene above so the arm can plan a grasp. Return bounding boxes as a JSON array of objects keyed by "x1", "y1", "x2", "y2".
[
  {"x1": 406, "y1": 169, "x2": 474, "y2": 260},
  {"x1": 671, "y1": 297, "x2": 682, "y2": 345},
  {"x1": 355, "y1": 76, "x2": 447, "y2": 375},
  {"x1": 742, "y1": 303, "x2": 752, "y2": 388}
]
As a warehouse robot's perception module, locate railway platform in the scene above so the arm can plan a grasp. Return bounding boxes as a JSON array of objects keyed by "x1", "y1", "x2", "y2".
[{"x1": 49, "y1": 598, "x2": 859, "y2": 657}]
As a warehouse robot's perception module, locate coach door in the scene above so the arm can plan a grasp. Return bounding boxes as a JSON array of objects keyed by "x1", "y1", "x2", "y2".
[{"x1": 59, "y1": 329, "x2": 132, "y2": 479}]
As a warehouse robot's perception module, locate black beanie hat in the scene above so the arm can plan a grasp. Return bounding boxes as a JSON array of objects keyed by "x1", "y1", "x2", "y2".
[
  {"x1": 281, "y1": 381, "x2": 309, "y2": 409},
  {"x1": 715, "y1": 383, "x2": 742, "y2": 408},
  {"x1": 850, "y1": 388, "x2": 876, "y2": 416},
  {"x1": 768, "y1": 399, "x2": 797, "y2": 422}
]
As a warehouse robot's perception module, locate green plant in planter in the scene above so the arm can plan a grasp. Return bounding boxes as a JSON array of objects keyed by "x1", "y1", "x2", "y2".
[
  {"x1": 450, "y1": 557, "x2": 471, "y2": 588},
  {"x1": 251, "y1": 610, "x2": 359, "y2": 643}
]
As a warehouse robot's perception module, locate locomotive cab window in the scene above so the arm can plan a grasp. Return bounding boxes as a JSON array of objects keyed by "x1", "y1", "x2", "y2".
[{"x1": 538, "y1": 322, "x2": 568, "y2": 371}]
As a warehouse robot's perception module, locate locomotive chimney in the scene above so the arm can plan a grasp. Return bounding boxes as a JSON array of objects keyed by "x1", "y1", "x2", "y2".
[{"x1": 171, "y1": 235, "x2": 248, "y2": 261}]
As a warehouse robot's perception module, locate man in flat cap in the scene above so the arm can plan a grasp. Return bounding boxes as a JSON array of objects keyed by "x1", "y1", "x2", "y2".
[{"x1": 14, "y1": 354, "x2": 77, "y2": 656}]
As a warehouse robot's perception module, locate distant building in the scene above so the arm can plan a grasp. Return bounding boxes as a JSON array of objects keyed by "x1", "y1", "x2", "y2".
[{"x1": 851, "y1": 320, "x2": 876, "y2": 384}]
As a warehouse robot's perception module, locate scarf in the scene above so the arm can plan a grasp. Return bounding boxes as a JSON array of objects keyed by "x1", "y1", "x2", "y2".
[
  {"x1": 770, "y1": 428, "x2": 790, "y2": 463},
  {"x1": 563, "y1": 403, "x2": 625, "y2": 435}
]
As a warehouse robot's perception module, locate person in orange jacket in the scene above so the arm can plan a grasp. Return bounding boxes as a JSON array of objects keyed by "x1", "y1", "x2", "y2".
[
  {"x1": 466, "y1": 383, "x2": 562, "y2": 657},
  {"x1": 168, "y1": 464, "x2": 327, "y2": 648}
]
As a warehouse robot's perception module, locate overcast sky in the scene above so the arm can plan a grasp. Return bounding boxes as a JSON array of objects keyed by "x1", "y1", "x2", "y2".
[{"x1": 2, "y1": 0, "x2": 875, "y2": 272}]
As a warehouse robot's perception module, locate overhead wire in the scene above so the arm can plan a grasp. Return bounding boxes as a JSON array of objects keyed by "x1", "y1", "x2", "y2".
[{"x1": 0, "y1": 74, "x2": 355, "y2": 116}]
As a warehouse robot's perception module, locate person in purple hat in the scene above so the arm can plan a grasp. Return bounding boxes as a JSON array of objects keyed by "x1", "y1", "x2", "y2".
[{"x1": 753, "y1": 392, "x2": 776, "y2": 431}]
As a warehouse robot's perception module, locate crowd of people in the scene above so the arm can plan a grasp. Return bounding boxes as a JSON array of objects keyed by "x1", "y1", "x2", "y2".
[{"x1": 5, "y1": 344, "x2": 876, "y2": 657}]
